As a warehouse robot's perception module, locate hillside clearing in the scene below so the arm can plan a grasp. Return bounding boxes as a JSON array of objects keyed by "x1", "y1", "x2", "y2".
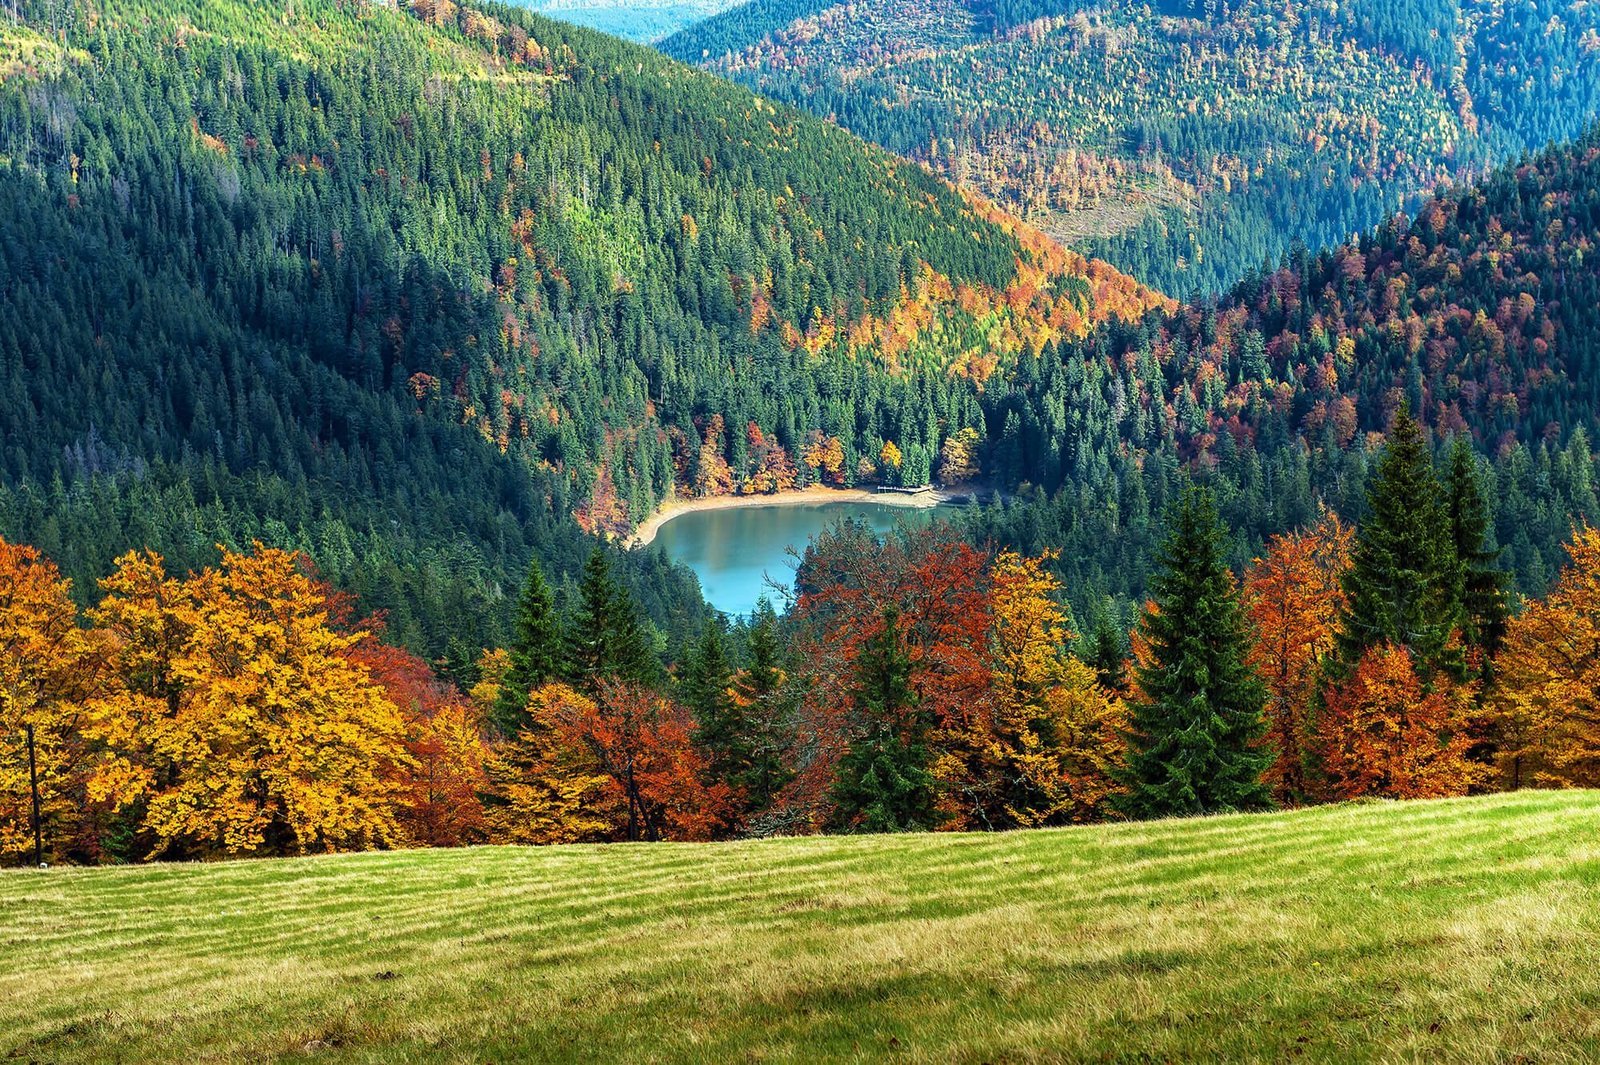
[{"x1": 4, "y1": 792, "x2": 1600, "y2": 1062}]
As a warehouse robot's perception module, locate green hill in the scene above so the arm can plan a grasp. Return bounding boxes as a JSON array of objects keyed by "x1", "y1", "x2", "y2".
[
  {"x1": 5, "y1": 791, "x2": 1600, "y2": 1061},
  {"x1": 664, "y1": 0, "x2": 1600, "y2": 296},
  {"x1": 0, "y1": 0, "x2": 1153, "y2": 659}
]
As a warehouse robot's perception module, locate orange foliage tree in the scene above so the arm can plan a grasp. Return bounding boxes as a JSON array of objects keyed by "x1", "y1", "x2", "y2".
[
  {"x1": 488, "y1": 680, "x2": 732, "y2": 843},
  {"x1": 973, "y1": 551, "x2": 1125, "y2": 827},
  {"x1": 787, "y1": 527, "x2": 1125, "y2": 831},
  {"x1": 344, "y1": 632, "x2": 489, "y2": 848},
  {"x1": 1312, "y1": 643, "x2": 1477, "y2": 800},
  {"x1": 486, "y1": 682, "x2": 614, "y2": 845},
  {"x1": 1243, "y1": 512, "x2": 1352, "y2": 804},
  {"x1": 1492, "y1": 525, "x2": 1600, "y2": 789}
]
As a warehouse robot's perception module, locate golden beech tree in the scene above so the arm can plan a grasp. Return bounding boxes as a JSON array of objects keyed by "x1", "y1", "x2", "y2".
[
  {"x1": 1244, "y1": 513, "x2": 1352, "y2": 803},
  {"x1": 89, "y1": 545, "x2": 413, "y2": 858},
  {"x1": 974, "y1": 551, "x2": 1126, "y2": 828},
  {"x1": 486, "y1": 682, "x2": 615, "y2": 845},
  {"x1": 0, "y1": 541, "x2": 107, "y2": 863},
  {"x1": 1493, "y1": 525, "x2": 1600, "y2": 789},
  {"x1": 1312, "y1": 643, "x2": 1478, "y2": 801}
]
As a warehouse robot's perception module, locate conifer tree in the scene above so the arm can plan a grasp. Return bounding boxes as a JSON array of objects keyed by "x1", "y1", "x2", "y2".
[
  {"x1": 1119, "y1": 486, "x2": 1272, "y2": 818},
  {"x1": 680, "y1": 618, "x2": 745, "y2": 786},
  {"x1": 492, "y1": 557, "x2": 561, "y2": 738},
  {"x1": 1083, "y1": 600, "x2": 1128, "y2": 693},
  {"x1": 565, "y1": 547, "x2": 658, "y2": 691},
  {"x1": 832, "y1": 606, "x2": 939, "y2": 832},
  {"x1": 732, "y1": 600, "x2": 794, "y2": 812},
  {"x1": 1334, "y1": 408, "x2": 1462, "y2": 679},
  {"x1": 1445, "y1": 437, "x2": 1509, "y2": 661}
]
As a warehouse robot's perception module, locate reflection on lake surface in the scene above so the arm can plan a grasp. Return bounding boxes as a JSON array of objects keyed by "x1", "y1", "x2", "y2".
[{"x1": 652, "y1": 501, "x2": 948, "y2": 616}]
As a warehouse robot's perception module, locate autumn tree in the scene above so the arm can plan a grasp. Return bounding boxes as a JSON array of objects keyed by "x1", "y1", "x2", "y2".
[
  {"x1": 975, "y1": 551, "x2": 1125, "y2": 827},
  {"x1": 565, "y1": 681, "x2": 734, "y2": 842},
  {"x1": 492, "y1": 557, "x2": 561, "y2": 738},
  {"x1": 1120, "y1": 487, "x2": 1272, "y2": 818},
  {"x1": 1313, "y1": 643, "x2": 1477, "y2": 800},
  {"x1": 1244, "y1": 512, "x2": 1352, "y2": 804},
  {"x1": 1492, "y1": 525, "x2": 1600, "y2": 789},
  {"x1": 485, "y1": 682, "x2": 615, "y2": 844},
  {"x1": 89, "y1": 545, "x2": 413, "y2": 858},
  {"x1": 0, "y1": 541, "x2": 106, "y2": 865}
]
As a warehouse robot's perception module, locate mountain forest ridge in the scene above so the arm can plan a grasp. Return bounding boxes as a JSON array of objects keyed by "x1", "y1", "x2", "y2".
[
  {"x1": 0, "y1": 0, "x2": 1597, "y2": 661},
  {"x1": 663, "y1": 0, "x2": 1600, "y2": 297},
  {"x1": 0, "y1": 0, "x2": 1162, "y2": 661}
]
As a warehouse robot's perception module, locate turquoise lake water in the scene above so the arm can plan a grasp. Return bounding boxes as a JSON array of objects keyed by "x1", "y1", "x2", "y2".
[{"x1": 651, "y1": 501, "x2": 948, "y2": 616}]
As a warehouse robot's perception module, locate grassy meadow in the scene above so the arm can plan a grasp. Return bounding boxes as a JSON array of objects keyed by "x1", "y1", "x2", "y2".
[{"x1": 4, "y1": 791, "x2": 1600, "y2": 1062}]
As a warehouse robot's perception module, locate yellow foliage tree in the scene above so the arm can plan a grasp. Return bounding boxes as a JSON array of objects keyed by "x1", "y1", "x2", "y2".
[
  {"x1": 964, "y1": 551, "x2": 1126, "y2": 827},
  {"x1": 88, "y1": 545, "x2": 412, "y2": 858},
  {"x1": 1493, "y1": 525, "x2": 1600, "y2": 788},
  {"x1": 0, "y1": 541, "x2": 107, "y2": 864},
  {"x1": 485, "y1": 682, "x2": 614, "y2": 844}
]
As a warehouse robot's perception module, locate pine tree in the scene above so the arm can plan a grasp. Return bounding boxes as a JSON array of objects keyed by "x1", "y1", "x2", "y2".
[
  {"x1": 1119, "y1": 486, "x2": 1272, "y2": 818},
  {"x1": 1335, "y1": 408, "x2": 1462, "y2": 680},
  {"x1": 832, "y1": 606, "x2": 939, "y2": 832},
  {"x1": 492, "y1": 557, "x2": 561, "y2": 738},
  {"x1": 564, "y1": 547, "x2": 617, "y2": 691},
  {"x1": 733, "y1": 600, "x2": 794, "y2": 812},
  {"x1": 1445, "y1": 437, "x2": 1509, "y2": 662}
]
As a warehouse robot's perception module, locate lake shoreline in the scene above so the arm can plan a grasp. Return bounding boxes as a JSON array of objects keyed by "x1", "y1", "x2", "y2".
[{"x1": 626, "y1": 485, "x2": 976, "y2": 548}]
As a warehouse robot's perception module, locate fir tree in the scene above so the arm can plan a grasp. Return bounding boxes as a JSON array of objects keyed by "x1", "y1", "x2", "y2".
[
  {"x1": 1445, "y1": 436, "x2": 1509, "y2": 662},
  {"x1": 492, "y1": 557, "x2": 561, "y2": 738},
  {"x1": 1335, "y1": 408, "x2": 1462, "y2": 679},
  {"x1": 832, "y1": 606, "x2": 939, "y2": 832},
  {"x1": 1119, "y1": 486, "x2": 1272, "y2": 818}
]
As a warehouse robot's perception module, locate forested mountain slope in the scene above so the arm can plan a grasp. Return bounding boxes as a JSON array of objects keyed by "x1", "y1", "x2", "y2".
[
  {"x1": 958, "y1": 124, "x2": 1600, "y2": 616},
  {"x1": 0, "y1": 0, "x2": 1159, "y2": 660},
  {"x1": 664, "y1": 0, "x2": 1600, "y2": 296},
  {"x1": 511, "y1": 0, "x2": 739, "y2": 43}
]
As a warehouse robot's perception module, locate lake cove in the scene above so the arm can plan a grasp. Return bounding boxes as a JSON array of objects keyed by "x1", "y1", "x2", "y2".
[{"x1": 645, "y1": 493, "x2": 956, "y2": 616}]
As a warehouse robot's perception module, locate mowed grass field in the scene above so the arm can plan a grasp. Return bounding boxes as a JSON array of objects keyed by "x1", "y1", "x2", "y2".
[{"x1": 5, "y1": 792, "x2": 1600, "y2": 1063}]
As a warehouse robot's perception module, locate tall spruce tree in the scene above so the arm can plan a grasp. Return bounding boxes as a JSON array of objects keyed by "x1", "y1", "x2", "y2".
[
  {"x1": 491, "y1": 558, "x2": 561, "y2": 738},
  {"x1": 1445, "y1": 436, "x2": 1510, "y2": 662},
  {"x1": 1119, "y1": 486, "x2": 1272, "y2": 818},
  {"x1": 565, "y1": 547, "x2": 658, "y2": 691},
  {"x1": 1335, "y1": 408, "x2": 1462, "y2": 679},
  {"x1": 832, "y1": 606, "x2": 939, "y2": 832}
]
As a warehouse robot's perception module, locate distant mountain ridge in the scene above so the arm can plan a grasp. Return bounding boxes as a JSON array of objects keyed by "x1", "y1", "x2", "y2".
[{"x1": 663, "y1": 0, "x2": 1600, "y2": 297}]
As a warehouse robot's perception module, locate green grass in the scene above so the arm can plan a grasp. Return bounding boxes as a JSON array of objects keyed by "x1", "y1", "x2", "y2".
[{"x1": 5, "y1": 792, "x2": 1600, "y2": 1062}]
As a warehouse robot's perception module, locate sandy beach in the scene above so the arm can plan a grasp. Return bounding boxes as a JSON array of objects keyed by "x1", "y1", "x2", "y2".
[{"x1": 626, "y1": 485, "x2": 969, "y2": 548}]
